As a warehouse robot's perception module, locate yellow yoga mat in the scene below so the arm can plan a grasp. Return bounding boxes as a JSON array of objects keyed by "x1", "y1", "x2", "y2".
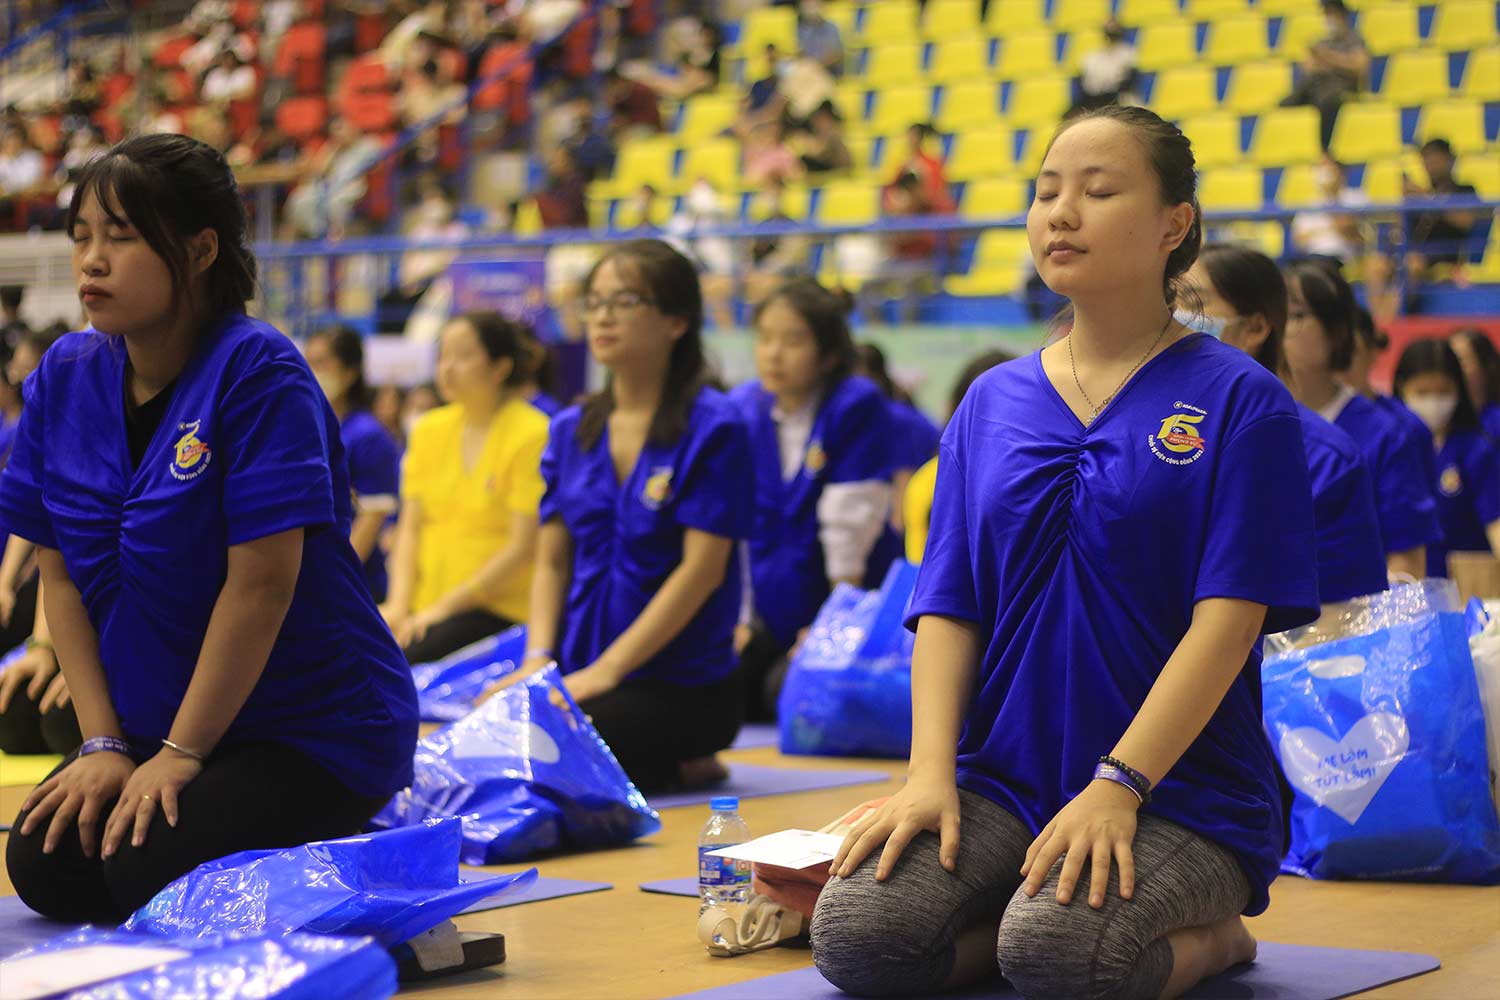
[{"x1": 0, "y1": 753, "x2": 63, "y2": 787}]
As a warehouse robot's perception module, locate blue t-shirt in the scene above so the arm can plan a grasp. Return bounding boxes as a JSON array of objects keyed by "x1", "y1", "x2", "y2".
[
  {"x1": 340, "y1": 409, "x2": 401, "y2": 601},
  {"x1": 0, "y1": 413, "x2": 17, "y2": 469},
  {"x1": 890, "y1": 399, "x2": 941, "y2": 473},
  {"x1": 1480, "y1": 403, "x2": 1500, "y2": 442},
  {"x1": 909, "y1": 335, "x2": 1319, "y2": 915},
  {"x1": 0, "y1": 317, "x2": 418, "y2": 799},
  {"x1": 1428, "y1": 429, "x2": 1500, "y2": 577},
  {"x1": 529, "y1": 390, "x2": 565, "y2": 419},
  {"x1": 1372, "y1": 392, "x2": 1437, "y2": 488},
  {"x1": 1334, "y1": 394, "x2": 1442, "y2": 556},
  {"x1": 1297, "y1": 404, "x2": 1388, "y2": 604},
  {"x1": 539, "y1": 386, "x2": 754, "y2": 687},
  {"x1": 731, "y1": 375, "x2": 895, "y2": 648}
]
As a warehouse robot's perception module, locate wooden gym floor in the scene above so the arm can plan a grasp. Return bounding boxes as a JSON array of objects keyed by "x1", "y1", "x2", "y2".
[{"x1": 2, "y1": 743, "x2": 1497, "y2": 999}]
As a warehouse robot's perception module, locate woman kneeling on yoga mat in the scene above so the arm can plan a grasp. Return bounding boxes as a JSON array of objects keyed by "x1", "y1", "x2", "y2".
[
  {"x1": 1, "y1": 135, "x2": 418, "y2": 922},
  {"x1": 809, "y1": 106, "x2": 1320, "y2": 999}
]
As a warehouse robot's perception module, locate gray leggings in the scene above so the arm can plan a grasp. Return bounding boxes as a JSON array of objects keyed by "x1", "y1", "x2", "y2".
[{"x1": 810, "y1": 789, "x2": 1250, "y2": 1000}]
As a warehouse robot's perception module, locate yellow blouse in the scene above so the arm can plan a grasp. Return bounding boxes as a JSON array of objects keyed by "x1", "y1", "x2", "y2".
[{"x1": 903, "y1": 455, "x2": 939, "y2": 565}]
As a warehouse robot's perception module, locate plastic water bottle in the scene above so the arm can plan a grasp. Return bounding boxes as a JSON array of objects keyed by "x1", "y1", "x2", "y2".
[{"x1": 698, "y1": 796, "x2": 752, "y2": 914}]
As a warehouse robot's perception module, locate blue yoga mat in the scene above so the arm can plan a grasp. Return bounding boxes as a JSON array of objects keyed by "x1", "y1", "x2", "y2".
[
  {"x1": 459, "y1": 876, "x2": 611, "y2": 913},
  {"x1": 647, "y1": 764, "x2": 889, "y2": 810},
  {"x1": 664, "y1": 943, "x2": 1440, "y2": 1000},
  {"x1": 729, "y1": 724, "x2": 780, "y2": 750},
  {"x1": 0, "y1": 895, "x2": 88, "y2": 962},
  {"x1": 640, "y1": 877, "x2": 699, "y2": 897}
]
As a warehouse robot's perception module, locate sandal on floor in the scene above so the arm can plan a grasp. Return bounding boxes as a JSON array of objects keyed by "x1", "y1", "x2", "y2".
[
  {"x1": 698, "y1": 895, "x2": 806, "y2": 958},
  {"x1": 391, "y1": 919, "x2": 508, "y2": 981}
]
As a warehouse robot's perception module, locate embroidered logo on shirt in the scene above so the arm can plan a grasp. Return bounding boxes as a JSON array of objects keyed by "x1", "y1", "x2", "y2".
[
  {"x1": 804, "y1": 440, "x2": 827, "y2": 476},
  {"x1": 1439, "y1": 464, "x2": 1463, "y2": 497},
  {"x1": 1148, "y1": 403, "x2": 1208, "y2": 466},
  {"x1": 642, "y1": 465, "x2": 674, "y2": 509},
  {"x1": 170, "y1": 420, "x2": 213, "y2": 481}
]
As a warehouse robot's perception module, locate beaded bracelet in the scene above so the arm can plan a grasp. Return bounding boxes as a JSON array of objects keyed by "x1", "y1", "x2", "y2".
[
  {"x1": 1093, "y1": 763, "x2": 1145, "y2": 805},
  {"x1": 1098, "y1": 755, "x2": 1153, "y2": 805},
  {"x1": 79, "y1": 736, "x2": 134, "y2": 758}
]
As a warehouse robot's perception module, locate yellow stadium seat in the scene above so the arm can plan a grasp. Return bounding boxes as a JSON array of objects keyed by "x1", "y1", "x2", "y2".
[
  {"x1": 996, "y1": 30, "x2": 1059, "y2": 79},
  {"x1": 962, "y1": 176, "x2": 1029, "y2": 217},
  {"x1": 866, "y1": 43, "x2": 925, "y2": 86},
  {"x1": 1248, "y1": 106, "x2": 1323, "y2": 166},
  {"x1": 985, "y1": 0, "x2": 1048, "y2": 34},
  {"x1": 677, "y1": 93, "x2": 737, "y2": 143},
  {"x1": 1463, "y1": 154, "x2": 1500, "y2": 199},
  {"x1": 1205, "y1": 15, "x2": 1269, "y2": 65},
  {"x1": 946, "y1": 124, "x2": 1017, "y2": 180},
  {"x1": 833, "y1": 81, "x2": 869, "y2": 129},
  {"x1": 1463, "y1": 46, "x2": 1500, "y2": 100},
  {"x1": 680, "y1": 137, "x2": 740, "y2": 192},
  {"x1": 614, "y1": 192, "x2": 673, "y2": 230},
  {"x1": 825, "y1": 1, "x2": 859, "y2": 41},
  {"x1": 1181, "y1": 112, "x2": 1242, "y2": 168},
  {"x1": 944, "y1": 230, "x2": 1033, "y2": 296},
  {"x1": 1151, "y1": 65, "x2": 1219, "y2": 120},
  {"x1": 1137, "y1": 22, "x2": 1199, "y2": 71},
  {"x1": 1224, "y1": 61, "x2": 1292, "y2": 112},
  {"x1": 1360, "y1": 159, "x2": 1404, "y2": 203},
  {"x1": 741, "y1": 6, "x2": 797, "y2": 55},
  {"x1": 860, "y1": 0, "x2": 920, "y2": 45},
  {"x1": 817, "y1": 179, "x2": 880, "y2": 224},
  {"x1": 869, "y1": 84, "x2": 935, "y2": 134},
  {"x1": 1431, "y1": 1, "x2": 1498, "y2": 51},
  {"x1": 1330, "y1": 104, "x2": 1402, "y2": 163},
  {"x1": 1275, "y1": 164, "x2": 1325, "y2": 209},
  {"x1": 1381, "y1": 49, "x2": 1452, "y2": 104},
  {"x1": 514, "y1": 199, "x2": 543, "y2": 236},
  {"x1": 845, "y1": 134, "x2": 875, "y2": 171},
  {"x1": 1359, "y1": 4, "x2": 1420, "y2": 56},
  {"x1": 748, "y1": 182, "x2": 811, "y2": 220},
  {"x1": 1016, "y1": 130, "x2": 1051, "y2": 175},
  {"x1": 936, "y1": 80, "x2": 1003, "y2": 131},
  {"x1": 924, "y1": 0, "x2": 982, "y2": 39},
  {"x1": 1199, "y1": 166, "x2": 1264, "y2": 212},
  {"x1": 1051, "y1": 0, "x2": 1110, "y2": 33},
  {"x1": 1118, "y1": 0, "x2": 1181, "y2": 25},
  {"x1": 612, "y1": 135, "x2": 678, "y2": 193},
  {"x1": 1255, "y1": 0, "x2": 1306, "y2": 14},
  {"x1": 1186, "y1": 0, "x2": 1249, "y2": 19},
  {"x1": 1417, "y1": 101, "x2": 1485, "y2": 154},
  {"x1": 1219, "y1": 221, "x2": 1284, "y2": 260},
  {"x1": 1062, "y1": 29, "x2": 1106, "y2": 72},
  {"x1": 930, "y1": 37, "x2": 993, "y2": 83},
  {"x1": 1475, "y1": 228, "x2": 1500, "y2": 283},
  {"x1": 1007, "y1": 76, "x2": 1071, "y2": 128},
  {"x1": 1276, "y1": 13, "x2": 1328, "y2": 57}
]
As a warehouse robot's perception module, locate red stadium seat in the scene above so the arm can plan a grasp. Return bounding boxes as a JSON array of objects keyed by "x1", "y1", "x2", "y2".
[
  {"x1": 153, "y1": 34, "x2": 194, "y2": 70},
  {"x1": 346, "y1": 92, "x2": 398, "y2": 132},
  {"x1": 276, "y1": 95, "x2": 329, "y2": 141},
  {"x1": 473, "y1": 42, "x2": 534, "y2": 125},
  {"x1": 276, "y1": 22, "x2": 328, "y2": 95},
  {"x1": 354, "y1": 12, "x2": 388, "y2": 54}
]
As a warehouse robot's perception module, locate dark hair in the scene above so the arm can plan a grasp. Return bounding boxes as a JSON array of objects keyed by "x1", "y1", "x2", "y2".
[
  {"x1": 450, "y1": 310, "x2": 532, "y2": 389},
  {"x1": 518, "y1": 324, "x2": 559, "y2": 394},
  {"x1": 1198, "y1": 244, "x2": 1286, "y2": 375},
  {"x1": 1451, "y1": 327, "x2": 1500, "y2": 411},
  {"x1": 1322, "y1": 0, "x2": 1350, "y2": 17},
  {"x1": 854, "y1": 342, "x2": 912, "y2": 405},
  {"x1": 1394, "y1": 338, "x2": 1482, "y2": 434},
  {"x1": 1420, "y1": 138, "x2": 1454, "y2": 159},
  {"x1": 307, "y1": 324, "x2": 374, "y2": 410},
  {"x1": 1353, "y1": 305, "x2": 1389, "y2": 352},
  {"x1": 20, "y1": 326, "x2": 63, "y2": 359},
  {"x1": 0, "y1": 285, "x2": 20, "y2": 310},
  {"x1": 1284, "y1": 260, "x2": 1357, "y2": 372},
  {"x1": 754, "y1": 276, "x2": 858, "y2": 391},
  {"x1": 66, "y1": 134, "x2": 256, "y2": 320},
  {"x1": 577, "y1": 239, "x2": 707, "y2": 451},
  {"x1": 950, "y1": 349, "x2": 1015, "y2": 414},
  {"x1": 1046, "y1": 105, "x2": 1201, "y2": 307}
]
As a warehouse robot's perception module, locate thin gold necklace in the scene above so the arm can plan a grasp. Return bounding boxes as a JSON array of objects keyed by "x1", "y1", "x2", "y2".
[{"x1": 1068, "y1": 311, "x2": 1175, "y2": 423}]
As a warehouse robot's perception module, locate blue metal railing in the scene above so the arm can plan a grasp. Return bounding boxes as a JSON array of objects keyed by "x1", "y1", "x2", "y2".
[{"x1": 0, "y1": 0, "x2": 105, "y2": 71}]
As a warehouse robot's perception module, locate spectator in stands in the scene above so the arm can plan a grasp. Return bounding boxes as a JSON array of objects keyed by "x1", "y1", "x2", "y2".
[
  {"x1": 1343, "y1": 305, "x2": 1436, "y2": 488},
  {"x1": 398, "y1": 57, "x2": 466, "y2": 168},
  {"x1": 379, "y1": 0, "x2": 449, "y2": 73},
  {"x1": 743, "y1": 121, "x2": 804, "y2": 190},
  {"x1": 540, "y1": 149, "x2": 600, "y2": 342},
  {"x1": 797, "y1": 0, "x2": 844, "y2": 78},
  {"x1": 604, "y1": 67, "x2": 663, "y2": 142},
  {"x1": 1404, "y1": 139, "x2": 1481, "y2": 275},
  {"x1": 372, "y1": 384, "x2": 408, "y2": 445},
  {"x1": 136, "y1": 90, "x2": 187, "y2": 136},
  {"x1": 623, "y1": 16, "x2": 720, "y2": 100},
  {"x1": 53, "y1": 127, "x2": 109, "y2": 223},
  {"x1": 282, "y1": 118, "x2": 383, "y2": 240},
  {"x1": 378, "y1": 175, "x2": 466, "y2": 334},
  {"x1": 1070, "y1": 19, "x2": 1137, "y2": 114},
  {"x1": 1279, "y1": 0, "x2": 1369, "y2": 151},
  {"x1": 535, "y1": 147, "x2": 590, "y2": 230},
  {"x1": 797, "y1": 102, "x2": 853, "y2": 175},
  {"x1": 565, "y1": 99, "x2": 617, "y2": 181},
  {"x1": 740, "y1": 45, "x2": 788, "y2": 135},
  {"x1": 0, "y1": 130, "x2": 45, "y2": 224},
  {"x1": 58, "y1": 62, "x2": 101, "y2": 137},
  {"x1": 1290, "y1": 155, "x2": 1368, "y2": 269},
  {"x1": 781, "y1": 52, "x2": 836, "y2": 129},
  {"x1": 859, "y1": 172, "x2": 944, "y2": 325},
  {"x1": 0, "y1": 286, "x2": 28, "y2": 346},
  {"x1": 200, "y1": 49, "x2": 256, "y2": 107},
  {"x1": 666, "y1": 179, "x2": 738, "y2": 332},
  {"x1": 891, "y1": 123, "x2": 953, "y2": 214},
  {"x1": 1449, "y1": 327, "x2": 1500, "y2": 441},
  {"x1": 745, "y1": 181, "x2": 812, "y2": 306}
]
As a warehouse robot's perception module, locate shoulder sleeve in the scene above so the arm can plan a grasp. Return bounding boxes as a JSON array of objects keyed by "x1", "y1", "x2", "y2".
[
  {"x1": 905, "y1": 440, "x2": 978, "y2": 629},
  {"x1": 826, "y1": 382, "x2": 895, "y2": 484},
  {"x1": 674, "y1": 409, "x2": 755, "y2": 540},
  {"x1": 501, "y1": 412, "x2": 548, "y2": 516},
  {"x1": 220, "y1": 359, "x2": 337, "y2": 546},
  {"x1": 537, "y1": 412, "x2": 572, "y2": 525},
  {"x1": 1471, "y1": 438, "x2": 1500, "y2": 526},
  {"x1": 1371, "y1": 421, "x2": 1443, "y2": 552},
  {"x1": 347, "y1": 420, "x2": 401, "y2": 512},
  {"x1": 1195, "y1": 407, "x2": 1320, "y2": 633},
  {"x1": 0, "y1": 366, "x2": 56, "y2": 549}
]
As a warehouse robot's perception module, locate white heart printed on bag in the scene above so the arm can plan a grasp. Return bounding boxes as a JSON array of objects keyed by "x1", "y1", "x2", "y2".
[{"x1": 1279, "y1": 712, "x2": 1410, "y2": 825}]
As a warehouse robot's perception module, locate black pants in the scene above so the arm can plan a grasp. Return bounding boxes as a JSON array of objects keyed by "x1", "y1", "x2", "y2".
[
  {"x1": 579, "y1": 669, "x2": 744, "y2": 793},
  {"x1": 7, "y1": 742, "x2": 387, "y2": 923},
  {"x1": 0, "y1": 569, "x2": 39, "y2": 655},
  {"x1": 402, "y1": 609, "x2": 513, "y2": 666},
  {"x1": 738, "y1": 627, "x2": 791, "y2": 723},
  {"x1": 0, "y1": 685, "x2": 81, "y2": 755},
  {"x1": 1280, "y1": 71, "x2": 1354, "y2": 150}
]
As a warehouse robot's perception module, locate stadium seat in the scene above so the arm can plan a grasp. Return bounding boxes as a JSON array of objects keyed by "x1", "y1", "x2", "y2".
[
  {"x1": 1180, "y1": 112, "x2": 1242, "y2": 168},
  {"x1": 1117, "y1": 0, "x2": 1182, "y2": 25},
  {"x1": 1205, "y1": 15, "x2": 1270, "y2": 65},
  {"x1": 924, "y1": 0, "x2": 982, "y2": 39},
  {"x1": 833, "y1": 81, "x2": 869, "y2": 129},
  {"x1": 1051, "y1": 0, "x2": 1110, "y2": 33},
  {"x1": 817, "y1": 179, "x2": 880, "y2": 224},
  {"x1": 1062, "y1": 29, "x2": 1106, "y2": 72},
  {"x1": 930, "y1": 36, "x2": 992, "y2": 83},
  {"x1": 985, "y1": 0, "x2": 1048, "y2": 34},
  {"x1": 1215, "y1": 220, "x2": 1284, "y2": 259},
  {"x1": 936, "y1": 81, "x2": 1003, "y2": 131},
  {"x1": 996, "y1": 31, "x2": 1059, "y2": 79},
  {"x1": 1275, "y1": 13, "x2": 1328, "y2": 57},
  {"x1": 614, "y1": 192, "x2": 673, "y2": 230},
  {"x1": 513, "y1": 199, "x2": 543, "y2": 236},
  {"x1": 825, "y1": 1, "x2": 860, "y2": 43},
  {"x1": 1006, "y1": 76, "x2": 1071, "y2": 128},
  {"x1": 868, "y1": 85, "x2": 935, "y2": 135},
  {"x1": 1137, "y1": 22, "x2": 1199, "y2": 71},
  {"x1": 1360, "y1": 159, "x2": 1404, "y2": 203},
  {"x1": 1275, "y1": 164, "x2": 1325, "y2": 209},
  {"x1": 961, "y1": 177, "x2": 1029, "y2": 217},
  {"x1": 1381, "y1": 49, "x2": 1452, "y2": 104},
  {"x1": 1462, "y1": 46, "x2": 1500, "y2": 100},
  {"x1": 866, "y1": 43, "x2": 925, "y2": 86},
  {"x1": 1186, "y1": 0, "x2": 1249, "y2": 20},
  {"x1": 680, "y1": 137, "x2": 740, "y2": 192},
  {"x1": 1417, "y1": 101, "x2": 1485, "y2": 154},
  {"x1": 1254, "y1": 0, "x2": 1306, "y2": 13},
  {"x1": 944, "y1": 230, "x2": 1033, "y2": 296},
  {"x1": 1199, "y1": 166, "x2": 1264, "y2": 212},
  {"x1": 1464, "y1": 155, "x2": 1500, "y2": 199},
  {"x1": 860, "y1": 0, "x2": 920, "y2": 46},
  {"x1": 1150, "y1": 65, "x2": 1219, "y2": 120},
  {"x1": 945, "y1": 124, "x2": 1018, "y2": 180},
  {"x1": 275, "y1": 95, "x2": 328, "y2": 141},
  {"x1": 611, "y1": 136, "x2": 678, "y2": 195},
  {"x1": 1248, "y1": 106, "x2": 1324, "y2": 166},
  {"x1": 748, "y1": 182, "x2": 812, "y2": 220},
  {"x1": 1358, "y1": 4, "x2": 1420, "y2": 56},
  {"x1": 1430, "y1": 1, "x2": 1498, "y2": 51},
  {"x1": 1223, "y1": 61, "x2": 1292, "y2": 113},
  {"x1": 846, "y1": 134, "x2": 875, "y2": 171},
  {"x1": 740, "y1": 5, "x2": 797, "y2": 55},
  {"x1": 677, "y1": 93, "x2": 738, "y2": 144},
  {"x1": 1330, "y1": 104, "x2": 1402, "y2": 163}
]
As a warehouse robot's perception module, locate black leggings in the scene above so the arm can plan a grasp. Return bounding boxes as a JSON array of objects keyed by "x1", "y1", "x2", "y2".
[
  {"x1": 6, "y1": 742, "x2": 387, "y2": 923},
  {"x1": 738, "y1": 627, "x2": 791, "y2": 723},
  {"x1": 579, "y1": 669, "x2": 743, "y2": 793},
  {"x1": 403, "y1": 609, "x2": 513, "y2": 665}
]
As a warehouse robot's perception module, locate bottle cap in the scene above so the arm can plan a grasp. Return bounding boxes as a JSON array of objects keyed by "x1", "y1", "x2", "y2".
[{"x1": 710, "y1": 796, "x2": 739, "y2": 812}]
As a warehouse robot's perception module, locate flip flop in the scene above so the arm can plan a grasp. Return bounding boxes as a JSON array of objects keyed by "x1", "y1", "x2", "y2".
[{"x1": 698, "y1": 895, "x2": 806, "y2": 958}]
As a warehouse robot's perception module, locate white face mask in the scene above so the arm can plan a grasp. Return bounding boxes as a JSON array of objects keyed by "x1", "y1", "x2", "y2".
[{"x1": 1405, "y1": 393, "x2": 1458, "y2": 432}]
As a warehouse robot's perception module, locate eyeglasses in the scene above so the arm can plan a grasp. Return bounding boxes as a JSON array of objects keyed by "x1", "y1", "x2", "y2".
[{"x1": 581, "y1": 291, "x2": 653, "y2": 316}]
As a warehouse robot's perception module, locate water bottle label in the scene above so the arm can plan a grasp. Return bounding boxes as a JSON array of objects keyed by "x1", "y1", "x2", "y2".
[{"x1": 698, "y1": 847, "x2": 751, "y2": 887}]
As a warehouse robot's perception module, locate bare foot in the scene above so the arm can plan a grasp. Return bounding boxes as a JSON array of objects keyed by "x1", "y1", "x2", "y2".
[
  {"x1": 1210, "y1": 915, "x2": 1258, "y2": 972},
  {"x1": 1161, "y1": 916, "x2": 1257, "y2": 999},
  {"x1": 678, "y1": 755, "x2": 729, "y2": 789}
]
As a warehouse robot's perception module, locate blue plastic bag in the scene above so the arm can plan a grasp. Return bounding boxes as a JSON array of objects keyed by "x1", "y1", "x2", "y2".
[
  {"x1": 778, "y1": 560, "x2": 919, "y2": 758},
  {"x1": 373, "y1": 663, "x2": 661, "y2": 864},
  {"x1": 410, "y1": 625, "x2": 528, "y2": 722},
  {"x1": 123, "y1": 818, "x2": 536, "y2": 946},
  {"x1": 4, "y1": 928, "x2": 395, "y2": 999},
  {"x1": 1263, "y1": 606, "x2": 1500, "y2": 883}
]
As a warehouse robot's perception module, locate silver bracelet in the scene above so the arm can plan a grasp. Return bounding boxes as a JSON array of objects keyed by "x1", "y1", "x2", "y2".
[{"x1": 161, "y1": 738, "x2": 206, "y2": 762}]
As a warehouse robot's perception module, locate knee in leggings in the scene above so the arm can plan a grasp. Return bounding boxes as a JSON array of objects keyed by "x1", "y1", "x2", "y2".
[
  {"x1": 100, "y1": 841, "x2": 185, "y2": 918},
  {"x1": 996, "y1": 888, "x2": 1143, "y2": 1000},
  {"x1": 809, "y1": 872, "x2": 955, "y2": 997}
]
